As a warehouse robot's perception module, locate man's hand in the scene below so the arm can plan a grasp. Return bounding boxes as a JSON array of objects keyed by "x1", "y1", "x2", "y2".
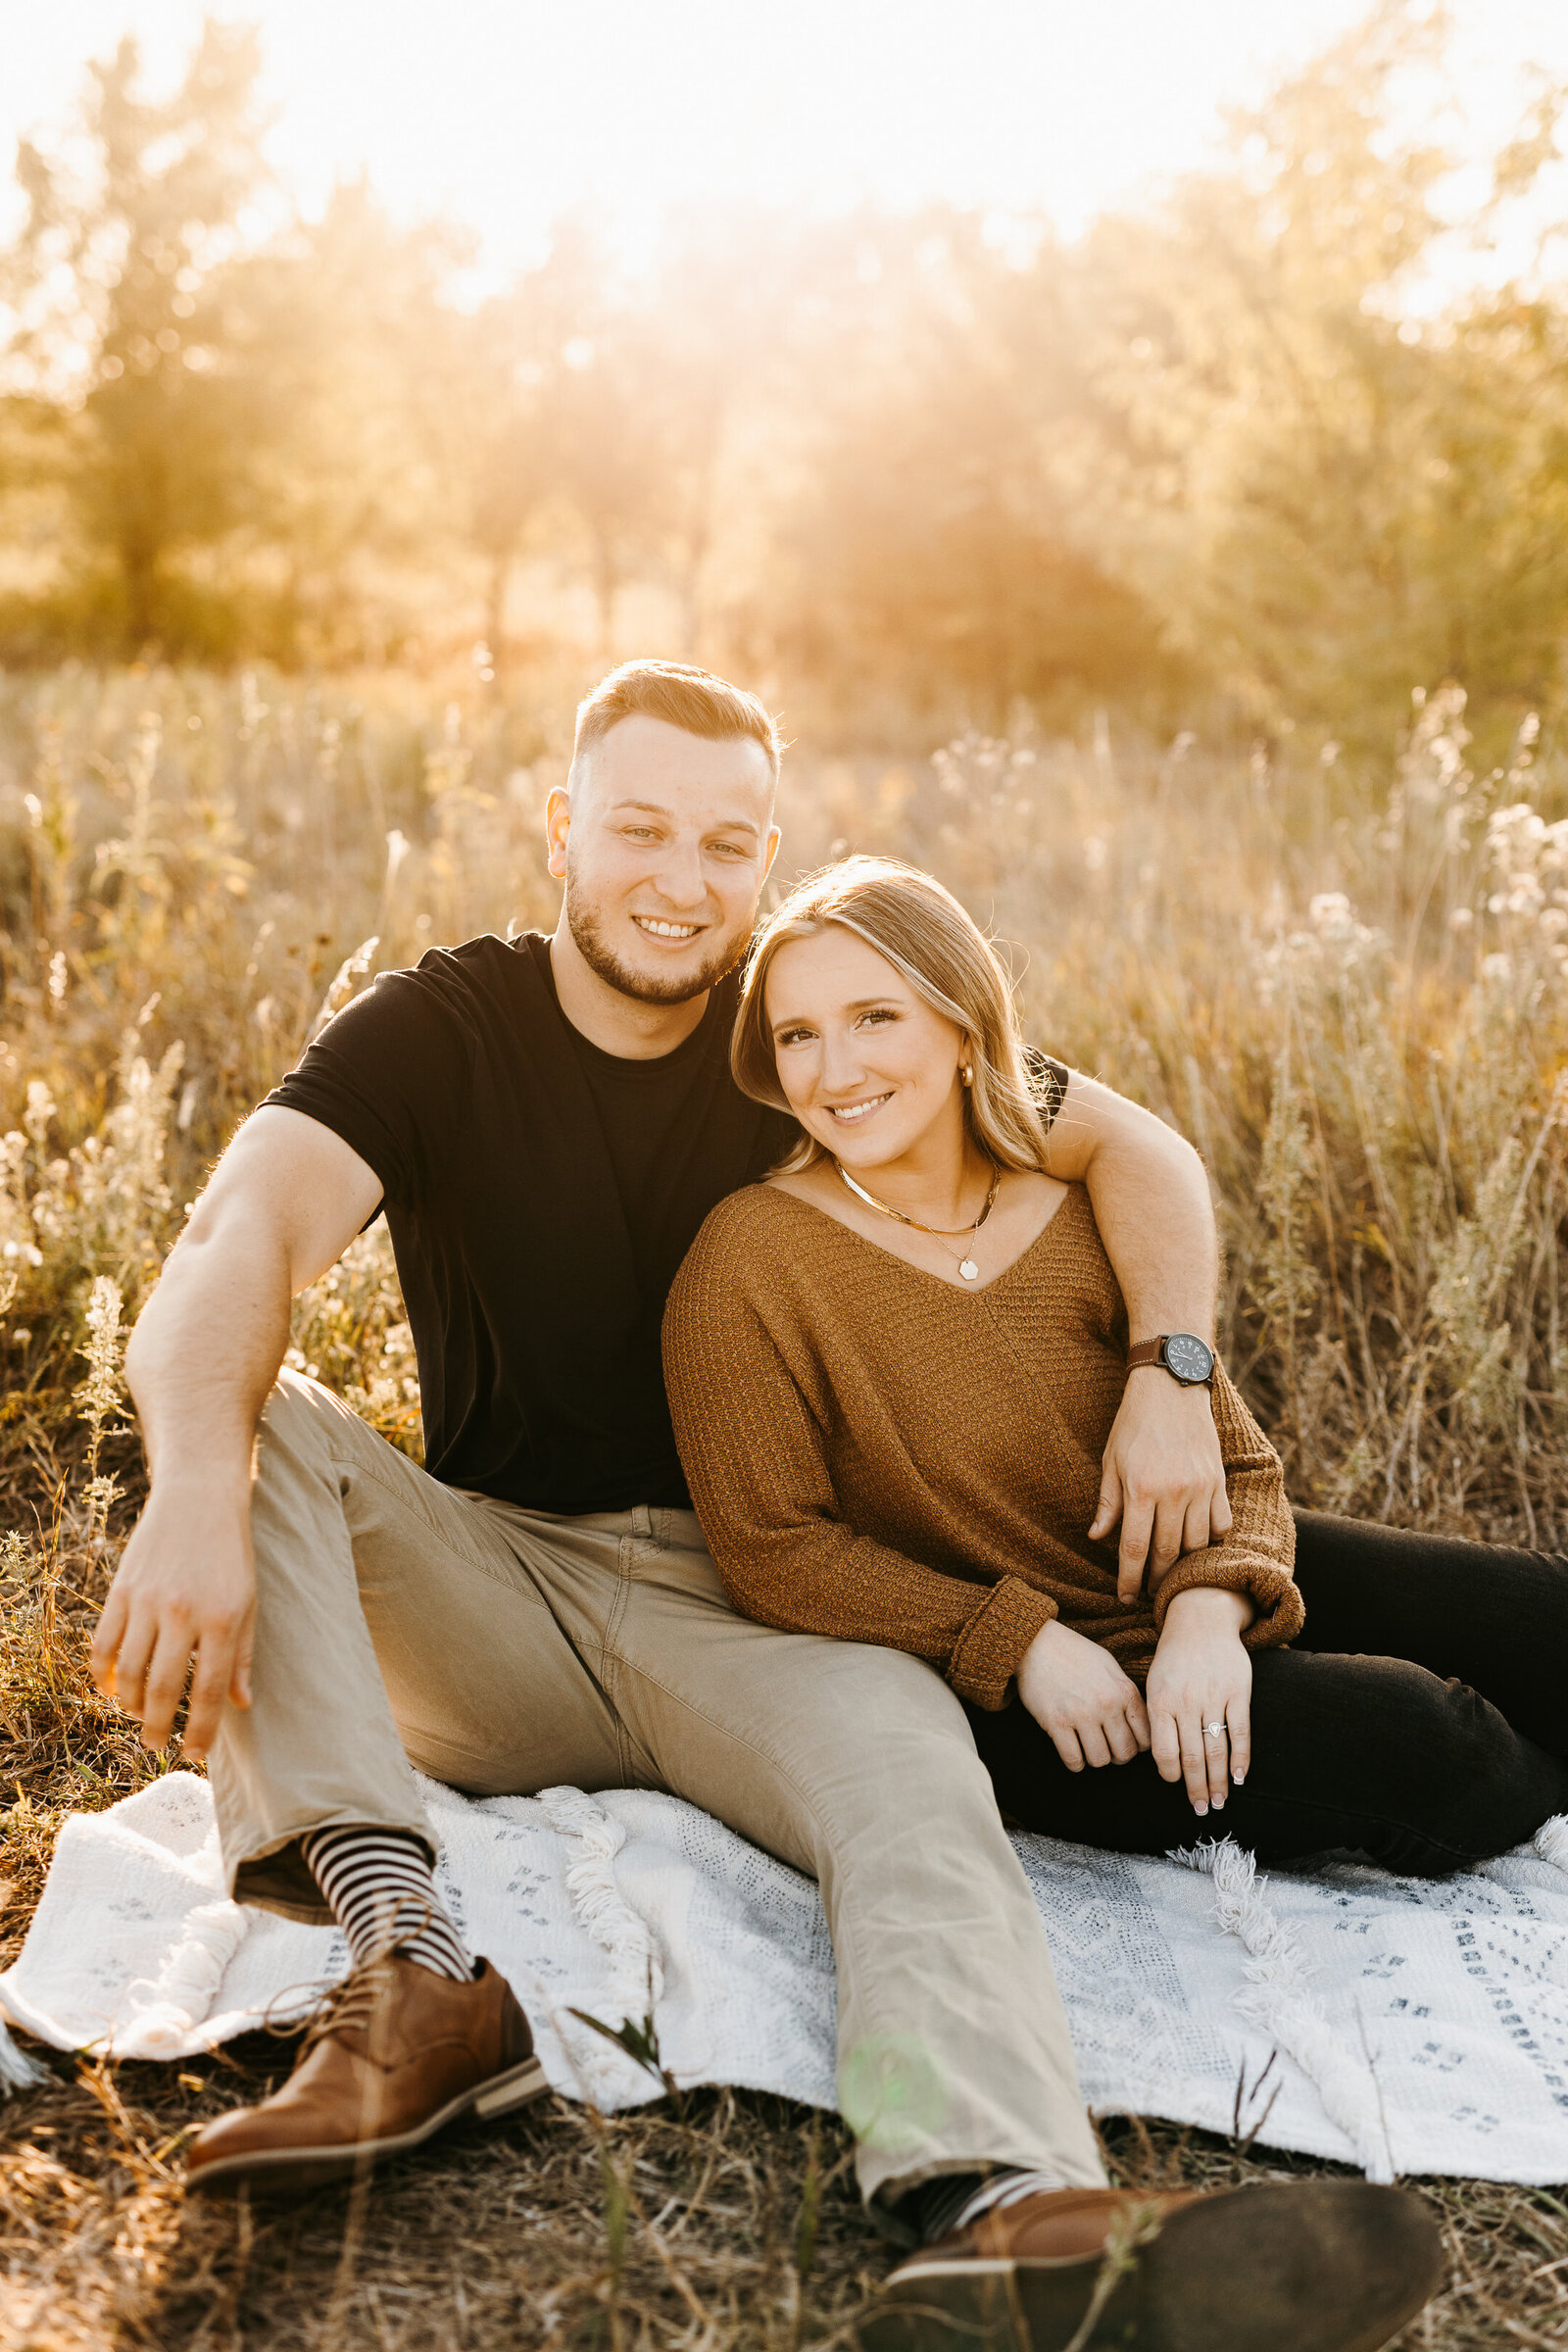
[
  {"x1": 1040, "y1": 1072, "x2": 1225, "y2": 1597},
  {"x1": 1090, "y1": 1373, "x2": 1231, "y2": 1602},
  {"x1": 1015, "y1": 1618, "x2": 1152, "y2": 1773},
  {"x1": 89, "y1": 1473, "x2": 256, "y2": 1762},
  {"x1": 1145, "y1": 1586, "x2": 1251, "y2": 1815},
  {"x1": 89, "y1": 1107, "x2": 381, "y2": 1762}
]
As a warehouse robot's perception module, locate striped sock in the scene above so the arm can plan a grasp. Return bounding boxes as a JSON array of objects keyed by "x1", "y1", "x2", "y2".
[
  {"x1": 301, "y1": 1824, "x2": 473, "y2": 1983},
  {"x1": 911, "y1": 2167, "x2": 1067, "y2": 2246}
]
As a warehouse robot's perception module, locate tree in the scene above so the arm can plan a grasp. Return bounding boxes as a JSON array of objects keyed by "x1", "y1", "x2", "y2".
[
  {"x1": 449, "y1": 294, "x2": 554, "y2": 663},
  {"x1": 5, "y1": 21, "x2": 277, "y2": 654},
  {"x1": 527, "y1": 221, "x2": 675, "y2": 659},
  {"x1": 767, "y1": 211, "x2": 1173, "y2": 728},
  {"x1": 1077, "y1": 1, "x2": 1568, "y2": 740},
  {"x1": 228, "y1": 179, "x2": 466, "y2": 662}
]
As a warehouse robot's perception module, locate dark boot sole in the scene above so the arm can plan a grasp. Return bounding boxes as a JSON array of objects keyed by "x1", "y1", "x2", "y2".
[
  {"x1": 185, "y1": 2054, "x2": 550, "y2": 2195},
  {"x1": 859, "y1": 2180, "x2": 1444, "y2": 2352}
]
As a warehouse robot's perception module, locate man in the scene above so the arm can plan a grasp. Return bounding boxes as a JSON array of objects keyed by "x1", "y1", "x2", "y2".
[{"x1": 90, "y1": 662, "x2": 1437, "y2": 2351}]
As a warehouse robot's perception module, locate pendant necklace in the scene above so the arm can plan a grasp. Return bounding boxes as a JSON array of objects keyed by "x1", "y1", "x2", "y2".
[{"x1": 835, "y1": 1159, "x2": 1003, "y2": 1281}]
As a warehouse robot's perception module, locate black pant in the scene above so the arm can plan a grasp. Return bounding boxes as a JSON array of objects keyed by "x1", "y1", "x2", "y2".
[{"x1": 967, "y1": 1512, "x2": 1568, "y2": 1878}]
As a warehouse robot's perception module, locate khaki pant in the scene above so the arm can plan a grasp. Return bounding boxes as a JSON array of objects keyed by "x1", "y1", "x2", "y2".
[{"x1": 211, "y1": 1370, "x2": 1105, "y2": 2210}]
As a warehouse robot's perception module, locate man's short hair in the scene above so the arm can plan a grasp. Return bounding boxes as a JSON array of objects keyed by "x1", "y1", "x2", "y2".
[{"x1": 571, "y1": 661, "x2": 782, "y2": 784}]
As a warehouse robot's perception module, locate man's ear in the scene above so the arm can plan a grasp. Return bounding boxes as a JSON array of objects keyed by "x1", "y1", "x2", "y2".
[
  {"x1": 545, "y1": 785, "x2": 571, "y2": 881},
  {"x1": 761, "y1": 824, "x2": 782, "y2": 882}
]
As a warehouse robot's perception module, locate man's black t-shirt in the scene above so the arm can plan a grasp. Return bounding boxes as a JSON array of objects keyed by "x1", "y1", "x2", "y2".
[{"x1": 267, "y1": 932, "x2": 797, "y2": 1511}]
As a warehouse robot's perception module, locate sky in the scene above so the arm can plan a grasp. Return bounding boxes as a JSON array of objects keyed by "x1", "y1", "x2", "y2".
[{"x1": 4, "y1": 0, "x2": 1568, "y2": 282}]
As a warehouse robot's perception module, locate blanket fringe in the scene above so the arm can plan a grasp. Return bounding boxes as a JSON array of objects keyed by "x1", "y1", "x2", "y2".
[
  {"x1": 536, "y1": 1787, "x2": 664, "y2": 2008},
  {"x1": 1535, "y1": 1815, "x2": 1568, "y2": 1874},
  {"x1": 535, "y1": 1787, "x2": 666, "y2": 2102},
  {"x1": 117, "y1": 1895, "x2": 252, "y2": 2061},
  {"x1": 0, "y1": 2012, "x2": 49, "y2": 2095},
  {"x1": 1179, "y1": 1838, "x2": 1396, "y2": 2182}
]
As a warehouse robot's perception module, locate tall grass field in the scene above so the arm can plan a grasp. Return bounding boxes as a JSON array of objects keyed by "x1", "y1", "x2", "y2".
[{"x1": 1, "y1": 666, "x2": 1565, "y2": 2348}]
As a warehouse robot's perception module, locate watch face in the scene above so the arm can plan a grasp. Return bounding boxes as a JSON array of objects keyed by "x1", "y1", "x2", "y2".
[{"x1": 1164, "y1": 1333, "x2": 1214, "y2": 1384}]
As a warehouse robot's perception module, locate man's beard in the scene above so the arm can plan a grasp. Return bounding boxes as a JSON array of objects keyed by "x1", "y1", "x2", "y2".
[{"x1": 565, "y1": 874, "x2": 748, "y2": 1005}]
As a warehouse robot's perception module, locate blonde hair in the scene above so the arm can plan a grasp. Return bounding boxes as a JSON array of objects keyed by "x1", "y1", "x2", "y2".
[
  {"x1": 732, "y1": 856, "x2": 1056, "y2": 1175},
  {"x1": 572, "y1": 660, "x2": 781, "y2": 783}
]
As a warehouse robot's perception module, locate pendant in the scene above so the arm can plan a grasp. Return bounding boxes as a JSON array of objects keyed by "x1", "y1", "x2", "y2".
[{"x1": 958, "y1": 1257, "x2": 979, "y2": 1281}]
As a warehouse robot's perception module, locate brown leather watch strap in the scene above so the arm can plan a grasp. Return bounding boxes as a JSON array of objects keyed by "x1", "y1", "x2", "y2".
[{"x1": 1126, "y1": 1333, "x2": 1215, "y2": 1387}]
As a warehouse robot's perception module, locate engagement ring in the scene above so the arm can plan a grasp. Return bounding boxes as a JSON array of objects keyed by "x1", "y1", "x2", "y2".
[{"x1": 1202, "y1": 1720, "x2": 1226, "y2": 1739}]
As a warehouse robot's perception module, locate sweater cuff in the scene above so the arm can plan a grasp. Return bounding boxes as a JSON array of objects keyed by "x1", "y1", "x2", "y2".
[
  {"x1": 1151, "y1": 1547, "x2": 1305, "y2": 1651},
  {"x1": 948, "y1": 1578, "x2": 1058, "y2": 1711}
]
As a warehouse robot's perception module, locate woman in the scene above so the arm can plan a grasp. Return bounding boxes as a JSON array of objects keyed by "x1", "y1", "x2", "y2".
[{"x1": 662, "y1": 857, "x2": 1568, "y2": 1874}]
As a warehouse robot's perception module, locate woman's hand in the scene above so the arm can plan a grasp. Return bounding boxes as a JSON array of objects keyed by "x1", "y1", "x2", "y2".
[
  {"x1": 1145, "y1": 1586, "x2": 1252, "y2": 1815},
  {"x1": 1016, "y1": 1619, "x2": 1152, "y2": 1772}
]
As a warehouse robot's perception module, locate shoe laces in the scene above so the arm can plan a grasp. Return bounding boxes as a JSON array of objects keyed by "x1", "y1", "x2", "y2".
[
  {"x1": 259, "y1": 1887, "x2": 449, "y2": 2066},
  {"x1": 259, "y1": 1948, "x2": 402, "y2": 2067},
  {"x1": 300, "y1": 1951, "x2": 406, "y2": 2061}
]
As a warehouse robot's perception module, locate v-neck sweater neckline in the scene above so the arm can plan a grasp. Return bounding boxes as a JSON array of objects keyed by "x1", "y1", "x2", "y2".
[{"x1": 757, "y1": 1174, "x2": 1076, "y2": 1298}]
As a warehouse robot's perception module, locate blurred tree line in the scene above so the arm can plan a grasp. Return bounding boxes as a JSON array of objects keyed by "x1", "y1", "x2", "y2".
[{"x1": 2, "y1": 5, "x2": 1567, "y2": 748}]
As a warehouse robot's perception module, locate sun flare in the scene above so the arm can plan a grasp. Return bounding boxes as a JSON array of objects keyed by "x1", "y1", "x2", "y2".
[{"x1": 7, "y1": 0, "x2": 1568, "y2": 278}]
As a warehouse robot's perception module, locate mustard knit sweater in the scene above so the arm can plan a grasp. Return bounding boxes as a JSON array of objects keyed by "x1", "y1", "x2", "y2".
[{"x1": 662, "y1": 1181, "x2": 1303, "y2": 1711}]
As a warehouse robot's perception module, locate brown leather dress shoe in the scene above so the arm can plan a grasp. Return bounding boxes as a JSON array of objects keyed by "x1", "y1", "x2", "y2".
[
  {"x1": 185, "y1": 1953, "x2": 547, "y2": 2194},
  {"x1": 859, "y1": 2179, "x2": 1444, "y2": 2352}
]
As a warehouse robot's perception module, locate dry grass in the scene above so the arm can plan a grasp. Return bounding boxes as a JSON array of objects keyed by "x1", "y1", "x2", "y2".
[
  {"x1": 3, "y1": 668, "x2": 1567, "y2": 2345},
  {"x1": 3, "y1": 2019, "x2": 1566, "y2": 2349}
]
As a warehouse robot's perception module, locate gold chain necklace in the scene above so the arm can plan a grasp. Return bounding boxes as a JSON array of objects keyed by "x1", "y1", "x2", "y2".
[{"x1": 835, "y1": 1160, "x2": 1003, "y2": 1282}]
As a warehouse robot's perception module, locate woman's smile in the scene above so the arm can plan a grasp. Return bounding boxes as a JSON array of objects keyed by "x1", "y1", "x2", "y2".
[{"x1": 826, "y1": 1091, "x2": 895, "y2": 1124}]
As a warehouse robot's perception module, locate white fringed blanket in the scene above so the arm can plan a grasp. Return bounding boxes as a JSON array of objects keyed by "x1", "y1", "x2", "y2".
[{"x1": 3, "y1": 1773, "x2": 1566, "y2": 2185}]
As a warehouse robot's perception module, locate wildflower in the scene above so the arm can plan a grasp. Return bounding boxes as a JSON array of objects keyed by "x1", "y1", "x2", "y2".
[
  {"x1": 75, "y1": 1277, "x2": 124, "y2": 1429},
  {"x1": 24, "y1": 1082, "x2": 56, "y2": 1148},
  {"x1": 75, "y1": 1276, "x2": 126, "y2": 1550}
]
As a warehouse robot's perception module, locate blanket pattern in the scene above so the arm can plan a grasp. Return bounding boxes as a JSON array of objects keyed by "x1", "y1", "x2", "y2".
[{"x1": 3, "y1": 1773, "x2": 1566, "y2": 2184}]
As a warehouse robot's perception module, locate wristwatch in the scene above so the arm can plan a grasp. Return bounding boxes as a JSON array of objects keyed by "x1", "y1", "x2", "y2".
[{"x1": 1127, "y1": 1333, "x2": 1215, "y2": 1388}]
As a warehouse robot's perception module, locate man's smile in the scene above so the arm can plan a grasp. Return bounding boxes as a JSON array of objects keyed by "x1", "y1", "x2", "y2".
[{"x1": 632, "y1": 914, "x2": 705, "y2": 941}]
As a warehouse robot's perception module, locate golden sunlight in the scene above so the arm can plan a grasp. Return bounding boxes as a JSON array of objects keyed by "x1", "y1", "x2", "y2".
[{"x1": 7, "y1": 0, "x2": 1565, "y2": 272}]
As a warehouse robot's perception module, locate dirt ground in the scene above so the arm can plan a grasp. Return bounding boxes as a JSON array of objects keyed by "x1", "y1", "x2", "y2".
[{"x1": 2, "y1": 2023, "x2": 1566, "y2": 2350}]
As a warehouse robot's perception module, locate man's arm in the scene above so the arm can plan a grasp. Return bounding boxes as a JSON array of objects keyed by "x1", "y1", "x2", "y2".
[
  {"x1": 1041, "y1": 1072, "x2": 1231, "y2": 1599},
  {"x1": 89, "y1": 1106, "x2": 383, "y2": 1761}
]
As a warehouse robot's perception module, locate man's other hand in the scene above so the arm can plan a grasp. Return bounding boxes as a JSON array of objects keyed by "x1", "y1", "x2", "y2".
[
  {"x1": 1090, "y1": 1373, "x2": 1231, "y2": 1603},
  {"x1": 89, "y1": 1473, "x2": 256, "y2": 1761}
]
